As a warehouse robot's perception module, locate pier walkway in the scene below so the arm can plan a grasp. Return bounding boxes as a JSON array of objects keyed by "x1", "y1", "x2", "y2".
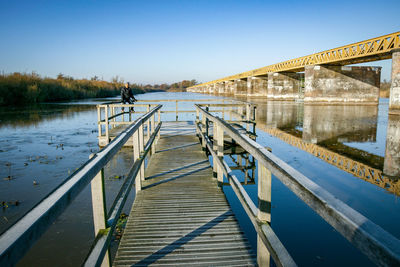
[
  {"x1": 113, "y1": 121, "x2": 256, "y2": 266},
  {"x1": 2, "y1": 102, "x2": 400, "y2": 267}
]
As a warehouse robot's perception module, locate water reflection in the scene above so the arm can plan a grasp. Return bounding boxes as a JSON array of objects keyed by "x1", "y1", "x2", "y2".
[
  {"x1": 253, "y1": 101, "x2": 400, "y2": 196},
  {"x1": 302, "y1": 105, "x2": 378, "y2": 144},
  {"x1": 0, "y1": 104, "x2": 95, "y2": 128},
  {"x1": 384, "y1": 115, "x2": 400, "y2": 177},
  {"x1": 217, "y1": 118, "x2": 271, "y2": 266}
]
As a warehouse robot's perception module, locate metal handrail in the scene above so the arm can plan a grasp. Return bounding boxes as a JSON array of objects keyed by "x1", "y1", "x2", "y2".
[
  {"x1": 0, "y1": 105, "x2": 163, "y2": 267},
  {"x1": 195, "y1": 104, "x2": 400, "y2": 266}
]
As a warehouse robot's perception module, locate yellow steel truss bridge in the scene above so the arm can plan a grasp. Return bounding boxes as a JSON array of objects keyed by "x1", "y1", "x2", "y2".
[{"x1": 190, "y1": 31, "x2": 400, "y2": 88}]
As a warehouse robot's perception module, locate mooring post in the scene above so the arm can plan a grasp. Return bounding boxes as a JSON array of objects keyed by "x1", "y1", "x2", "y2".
[
  {"x1": 257, "y1": 162, "x2": 272, "y2": 267},
  {"x1": 157, "y1": 109, "x2": 161, "y2": 140},
  {"x1": 201, "y1": 111, "x2": 207, "y2": 151},
  {"x1": 205, "y1": 106, "x2": 209, "y2": 137},
  {"x1": 212, "y1": 121, "x2": 218, "y2": 178},
  {"x1": 176, "y1": 100, "x2": 178, "y2": 121},
  {"x1": 222, "y1": 99, "x2": 225, "y2": 120},
  {"x1": 150, "y1": 111, "x2": 155, "y2": 155},
  {"x1": 89, "y1": 154, "x2": 110, "y2": 267},
  {"x1": 246, "y1": 104, "x2": 251, "y2": 131},
  {"x1": 133, "y1": 130, "x2": 141, "y2": 193},
  {"x1": 105, "y1": 105, "x2": 109, "y2": 144},
  {"x1": 111, "y1": 106, "x2": 115, "y2": 129},
  {"x1": 216, "y1": 122, "x2": 224, "y2": 186},
  {"x1": 146, "y1": 105, "x2": 151, "y2": 140},
  {"x1": 139, "y1": 123, "x2": 145, "y2": 181},
  {"x1": 97, "y1": 106, "x2": 102, "y2": 138},
  {"x1": 196, "y1": 109, "x2": 199, "y2": 123}
]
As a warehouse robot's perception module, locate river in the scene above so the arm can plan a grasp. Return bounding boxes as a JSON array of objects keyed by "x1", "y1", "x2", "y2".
[{"x1": 0, "y1": 92, "x2": 399, "y2": 266}]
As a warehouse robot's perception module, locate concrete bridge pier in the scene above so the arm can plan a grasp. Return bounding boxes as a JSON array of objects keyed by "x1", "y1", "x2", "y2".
[
  {"x1": 304, "y1": 65, "x2": 381, "y2": 104},
  {"x1": 390, "y1": 49, "x2": 400, "y2": 114},
  {"x1": 383, "y1": 114, "x2": 400, "y2": 177},
  {"x1": 247, "y1": 76, "x2": 268, "y2": 97},
  {"x1": 207, "y1": 84, "x2": 214, "y2": 94},
  {"x1": 216, "y1": 82, "x2": 225, "y2": 94},
  {"x1": 234, "y1": 79, "x2": 247, "y2": 96},
  {"x1": 225, "y1": 81, "x2": 235, "y2": 95},
  {"x1": 267, "y1": 72, "x2": 304, "y2": 100}
]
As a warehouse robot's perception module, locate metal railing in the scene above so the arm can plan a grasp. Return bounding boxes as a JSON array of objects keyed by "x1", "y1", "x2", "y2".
[
  {"x1": 195, "y1": 104, "x2": 400, "y2": 267},
  {"x1": 0, "y1": 105, "x2": 163, "y2": 267}
]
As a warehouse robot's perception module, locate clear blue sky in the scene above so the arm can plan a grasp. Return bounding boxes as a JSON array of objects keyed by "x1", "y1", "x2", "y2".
[{"x1": 0, "y1": 0, "x2": 399, "y2": 84}]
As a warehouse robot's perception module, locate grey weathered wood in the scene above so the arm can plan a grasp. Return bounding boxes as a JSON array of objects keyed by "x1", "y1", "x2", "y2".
[
  {"x1": 97, "y1": 106, "x2": 102, "y2": 137},
  {"x1": 114, "y1": 121, "x2": 256, "y2": 267},
  {"x1": 216, "y1": 123, "x2": 224, "y2": 184},
  {"x1": 0, "y1": 105, "x2": 162, "y2": 267},
  {"x1": 89, "y1": 153, "x2": 110, "y2": 267},
  {"x1": 196, "y1": 104, "x2": 400, "y2": 267},
  {"x1": 195, "y1": 122, "x2": 295, "y2": 267},
  {"x1": 257, "y1": 163, "x2": 272, "y2": 267},
  {"x1": 133, "y1": 130, "x2": 141, "y2": 193},
  {"x1": 85, "y1": 122, "x2": 162, "y2": 267},
  {"x1": 105, "y1": 105, "x2": 109, "y2": 143}
]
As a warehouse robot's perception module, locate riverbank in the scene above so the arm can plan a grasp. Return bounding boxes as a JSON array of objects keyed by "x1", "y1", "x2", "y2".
[{"x1": 0, "y1": 73, "x2": 145, "y2": 106}]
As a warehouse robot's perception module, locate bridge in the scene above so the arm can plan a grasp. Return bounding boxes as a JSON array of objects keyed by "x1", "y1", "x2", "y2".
[
  {"x1": 1, "y1": 101, "x2": 400, "y2": 266},
  {"x1": 187, "y1": 32, "x2": 400, "y2": 114}
]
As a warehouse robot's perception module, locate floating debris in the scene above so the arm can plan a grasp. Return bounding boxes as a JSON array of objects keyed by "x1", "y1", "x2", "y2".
[
  {"x1": 33, "y1": 180, "x2": 39, "y2": 185},
  {"x1": 114, "y1": 213, "x2": 128, "y2": 240},
  {"x1": 3, "y1": 176, "x2": 13, "y2": 181},
  {"x1": 1, "y1": 202, "x2": 8, "y2": 209},
  {"x1": 108, "y1": 175, "x2": 125, "y2": 180},
  {"x1": 24, "y1": 163, "x2": 29, "y2": 166},
  {"x1": 5, "y1": 162, "x2": 11, "y2": 167}
]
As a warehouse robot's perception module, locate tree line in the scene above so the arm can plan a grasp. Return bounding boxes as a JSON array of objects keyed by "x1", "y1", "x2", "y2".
[
  {"x1": 0, "y1": 72, "x2": 199, "y2": 106},
  {"x1": 129, "y1": 79, "x2": 198, "y2": 92}
]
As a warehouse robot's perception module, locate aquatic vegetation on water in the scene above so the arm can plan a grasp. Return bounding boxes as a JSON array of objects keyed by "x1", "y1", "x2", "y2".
[{"x1": 114, "y1": 213, "x2": 128, "y2": 240}]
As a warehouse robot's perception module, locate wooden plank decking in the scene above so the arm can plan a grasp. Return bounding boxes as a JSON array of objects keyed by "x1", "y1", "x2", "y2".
[{"x1": 113, "y1": 121, "x2": 256, "y2": 266}]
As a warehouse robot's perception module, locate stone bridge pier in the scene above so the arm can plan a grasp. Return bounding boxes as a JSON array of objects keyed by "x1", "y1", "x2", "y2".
[
  {"x1": 234, "y1": 79, "x2": 248, "y2": 96},
  {"x1": 267, "y1": 72, "x2": 304, "y2": 100},
  {"x1": 225, "y1": 81, "x2": 235, "y2": 95},
  {"x1": 390, "y1": 49, "x2": 400, "y2": 114},
  {"x1": 304, "y1": 65, "x2": 381, "y2": 104},
  {"x1": 383, "y1": 114, "x2": 400, "y2": 177},
  {"x1": 247, "y1": 76, "x2": 268, "y2": 97}
]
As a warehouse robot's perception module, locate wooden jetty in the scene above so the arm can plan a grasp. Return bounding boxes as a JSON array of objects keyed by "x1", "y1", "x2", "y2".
[
  {"x1": 2, "y1": 102, "x2": 400, "y2": 267},
  {"x1": 113, "y1": 122, "x2": 256, "y2": 266}
]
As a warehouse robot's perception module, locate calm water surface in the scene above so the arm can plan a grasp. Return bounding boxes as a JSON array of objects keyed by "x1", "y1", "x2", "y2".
[{"x1": 0, "y1": 92, "x2": 399, "y2": 266}]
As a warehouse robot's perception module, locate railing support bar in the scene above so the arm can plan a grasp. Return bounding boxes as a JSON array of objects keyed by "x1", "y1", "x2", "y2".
[
  {"x1": 258, "y1": 162, "x2": 272, "y2": 267},
  {"x1": 89, "y1": 154, "x2": 110, "y2": 267}
]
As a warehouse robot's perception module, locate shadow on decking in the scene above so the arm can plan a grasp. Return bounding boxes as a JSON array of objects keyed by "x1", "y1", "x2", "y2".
[
  {"x1": 142, "y1": 165, "x2": 211, "y2": 190},
  {"x1": 145, "y1": 160, "x2": 208, "y2": 180},
  {"x1": 131, "y1": 211, "x2": 233, "y2": 266},
  {"x1": 155, "y1": 142, "x2": 199, "y2": 153},
  {"x1": 159, "y1": 131, "x2": 197, "y2": 138}
]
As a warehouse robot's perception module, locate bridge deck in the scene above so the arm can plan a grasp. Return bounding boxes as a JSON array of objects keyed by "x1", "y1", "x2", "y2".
[{"x1": 113, "y1": 121, "x2": 256, "y2": 266}]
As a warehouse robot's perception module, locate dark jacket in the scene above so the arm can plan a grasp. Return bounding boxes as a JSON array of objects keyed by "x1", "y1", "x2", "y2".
[{"x1": 121, "y1": 87, "x2": 136, "y2": 103}]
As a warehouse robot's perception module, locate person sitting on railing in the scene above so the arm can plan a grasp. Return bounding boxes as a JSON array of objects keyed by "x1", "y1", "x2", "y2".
[{"x1": 121, "y1": 82, "x2": 137, "y2": 112}]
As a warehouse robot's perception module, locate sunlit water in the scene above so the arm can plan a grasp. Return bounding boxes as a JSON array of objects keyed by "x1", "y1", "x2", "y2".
[{"x1": 0, "y1": 92, "x2": 398, "y2": 266}]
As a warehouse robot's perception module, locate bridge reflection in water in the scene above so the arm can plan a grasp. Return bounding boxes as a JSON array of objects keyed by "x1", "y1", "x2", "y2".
[{"x1": 253, "y1": 101, "x2": 400, "y2": 196}]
